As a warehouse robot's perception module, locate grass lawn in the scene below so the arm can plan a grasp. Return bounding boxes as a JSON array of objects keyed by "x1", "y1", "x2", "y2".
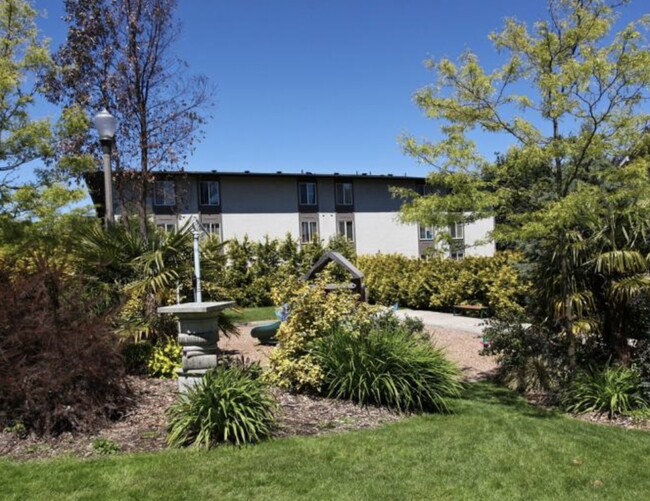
[
  {"x1": 2, "y1": 384, "x2": 650, "y2": 500},
  {"x1": 224, "y1": 306, "x2": 277, "y2": 324}
]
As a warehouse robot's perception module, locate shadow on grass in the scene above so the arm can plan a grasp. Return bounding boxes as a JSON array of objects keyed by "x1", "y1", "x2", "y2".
[{"x1": 461, "y1": 382, "x2": 560, "y2": 419}]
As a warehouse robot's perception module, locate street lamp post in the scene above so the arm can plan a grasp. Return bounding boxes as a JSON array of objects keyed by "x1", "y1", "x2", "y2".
[{"x1": 93, "y1": 109, "x2": 117, "y2": 228}]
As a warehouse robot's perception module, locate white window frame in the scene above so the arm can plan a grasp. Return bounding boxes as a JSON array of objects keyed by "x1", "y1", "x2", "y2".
[
  {"x1": 300, "y1": 220, "x2": 318, "y2": 244},
  {"x1": 337, "y1": 219, "x2": 354, "y2": 241},
  {"x1": 156, "y1": 222, "x2": 176, "y2": 233},
  {"x1": 199, "y1": 181, "x2": 220, "y2": 206},
  {"x1": 419, "y1": 225, "x2": 434, "y2": 241},
  {"x1": 335, "y1": 182, "x2": 353, "y2": 205},
  {"x1": 450, "y1": 250, "x2": 464, "y2": 260},
  {"x1": 450, "y1": 222, "x2": 464, "y2": 240},
  {"x1": 154, "y1": 180, "x2": 175, "y2": 206},
  {"x1": 298, "y1": 182, "x2": 317, "y2": 205},
  {"x1": 204, "y1": 222, "x2": 221, "y2": 239}
]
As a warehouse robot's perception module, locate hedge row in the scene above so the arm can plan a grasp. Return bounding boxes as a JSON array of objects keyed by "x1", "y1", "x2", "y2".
[
  {"x1": 219, "y1": 234, "x2": 355, "y2": 307},
  {"x1": 357, "y1": 253, "x2": 529, "y2": 317}
]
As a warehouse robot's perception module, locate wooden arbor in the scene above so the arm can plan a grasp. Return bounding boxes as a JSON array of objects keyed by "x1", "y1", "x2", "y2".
[{"x1": 303, "y1": 251, "x2": 366, "y2": 301}]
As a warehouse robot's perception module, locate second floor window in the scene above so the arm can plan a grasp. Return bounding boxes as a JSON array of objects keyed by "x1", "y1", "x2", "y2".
[
  {"x1": 154, "y1": 180, "x2": 175, "y2": 206},
  {"x1": 335, "y1": 182, "x2": 353, "y2": 205},
  {"x1": 200, "y1": 181, "x2": 220, "y2": 206},
  {"x1": 299, "y1": 182, "x2": 317, "y2": 205}
]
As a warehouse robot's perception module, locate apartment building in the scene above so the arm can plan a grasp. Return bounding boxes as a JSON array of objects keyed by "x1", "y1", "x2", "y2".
[{"x1": 87, "y1": 170, "x2": 495, "y2": 259}]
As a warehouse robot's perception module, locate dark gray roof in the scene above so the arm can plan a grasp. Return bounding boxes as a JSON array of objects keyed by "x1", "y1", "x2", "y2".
[
  {"x1": 303, "y1": 251, "x2": 364, "y2": 281},
  {"x1": 163, "y1": 170, "x2": 425, "y2": 181}
]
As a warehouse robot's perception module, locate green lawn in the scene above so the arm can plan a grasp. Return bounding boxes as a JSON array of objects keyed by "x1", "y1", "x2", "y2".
[
  {"x1": 224, "y1": 306, "x2": 277, "y2": 324},
  {"x1": 2, "y1": 384, "x2": 650, "y2": 500}
]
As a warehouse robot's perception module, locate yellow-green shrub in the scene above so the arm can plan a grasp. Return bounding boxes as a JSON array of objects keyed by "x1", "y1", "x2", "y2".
[
  {"x1": 265, "y1": 276, "x2": 380, "y2": 392},
  {"x1": 147, "y1": 337, "x2": 182, "y2": 379},
  {"x1": 357, "y1": 252, "x2": 529, "y2": 318}
]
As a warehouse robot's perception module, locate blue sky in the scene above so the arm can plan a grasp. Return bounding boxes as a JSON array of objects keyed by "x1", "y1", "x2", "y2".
[{"x1": 33, "y1": 0, "x2": 649, "y2": 178}]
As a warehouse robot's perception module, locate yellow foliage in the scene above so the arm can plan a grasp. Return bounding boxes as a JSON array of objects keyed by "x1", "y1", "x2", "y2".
[
  {"x1": 357, "y1": 252, "x2": 529, "y2": 318},
  {"x1": 147, "y1": 338, "x2": 182, "y2": 379},
  {"x1": 265, "y1": 277, "x2": 380, "y2": 392}
]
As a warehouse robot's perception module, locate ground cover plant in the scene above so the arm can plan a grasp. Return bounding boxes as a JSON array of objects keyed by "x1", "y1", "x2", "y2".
[
  {"x1": 564, "y1": 366, "x2": 648, "y2": 419},
  {"x1": 167, "y1": 364, "x2": 276, "y2": 448},
  {"x1": 3, "y1": 384, "x2": 650, "y2": 500},
  {"x1": 315, "y1": 322, "x2": 461, "y2": 412}
]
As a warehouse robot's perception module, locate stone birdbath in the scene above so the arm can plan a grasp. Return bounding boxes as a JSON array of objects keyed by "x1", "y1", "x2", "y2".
[{"x1": 157, "y1": 220, "x2": 234, "y2": 392}]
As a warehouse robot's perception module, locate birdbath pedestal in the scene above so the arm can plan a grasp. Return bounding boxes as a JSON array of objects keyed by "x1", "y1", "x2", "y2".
[{"x1": 157, "y1": 301, "x2": 235, "y2": 393}]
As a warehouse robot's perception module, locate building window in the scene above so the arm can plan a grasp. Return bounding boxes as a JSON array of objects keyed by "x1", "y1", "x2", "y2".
[
  {"x1": 419, "y1": 225, "x2": 434, "y2": 240},
  {"x1": 337, "y1": 220, "x2": 354, "y2": 241},
  {"x1": 199, "y1": 181, "x2": 220, "y2": 206},
  {"x1": 450, "y1": 250, "x2": 464, "y2": 260},
  {"x1": 298, "y1": 182, "x2": 317, "y2": 205},
  {"x1": 154, "y1": 180, "x2": 175, "y2": 206},
  {"x1": 157, "y1": 222, "x2": 176, "y2": 232},
  {"x1": 335, "y1": 182, "x2": 353, "y2": 205},
  {"x1": 300, "y1": 220, "x2": 318, "y2": 243},
  {"x1": 205, "y1": 222, "x2": 220, "y2": 237},
  {"x1": 416, "y1": 184, "x2": 436, "y2": 196},
  {"x1": 450, "y1": 222, "x2": 464, "y2": 240}
]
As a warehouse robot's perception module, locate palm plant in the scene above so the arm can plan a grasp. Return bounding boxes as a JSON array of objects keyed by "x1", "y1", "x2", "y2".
[{"x1": 77, "y1": 220, "x2": 235, "y2": 342}]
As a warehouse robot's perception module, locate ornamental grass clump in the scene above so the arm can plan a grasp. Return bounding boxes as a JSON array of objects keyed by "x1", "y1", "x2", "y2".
[
  {"x1": 564, "y1": 365, "x2": 648, "y2": 419},
  {"x1": 167, "y1": 364, "x2": 276, "y2": 448},
  {"x1": 314, "y1": 323, "x2": 462, "y2": 413}
]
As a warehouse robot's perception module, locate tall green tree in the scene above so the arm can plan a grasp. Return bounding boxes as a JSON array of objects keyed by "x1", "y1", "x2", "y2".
[
  {"x1": 0, "y1": 0, "x2": 53, "y2": 197},
  {"x1": 0, "y1": 0, "x2": 94, "y2": 259},
  {"x1": 398, "y1": 0, "x2": 650, "y2": 366}
]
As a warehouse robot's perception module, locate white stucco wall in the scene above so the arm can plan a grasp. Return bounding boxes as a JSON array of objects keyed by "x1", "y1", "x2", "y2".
[
  {"x1": 318, "y1": 212, "x2": 337, "y2": 241},
  {"x1": 221, "y1": 213, "x2": 299, "y2": 242},
  {"x1": 354, "y1": 212, "x2": 419, "y2": 257},
  {"x1": 464, "y1": 217, "x2": 495, "y2": 257},
  {"x1": 165, "y1": 210, "x2": 494, "y2": 260},
  {"x1": 177, "y1": 214, "x2": 194, "y2": 230}
]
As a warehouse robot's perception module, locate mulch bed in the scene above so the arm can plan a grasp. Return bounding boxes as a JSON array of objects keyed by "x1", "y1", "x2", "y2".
[{"x1": 0, "y1": 376, "x2": 402, "y2": 462}]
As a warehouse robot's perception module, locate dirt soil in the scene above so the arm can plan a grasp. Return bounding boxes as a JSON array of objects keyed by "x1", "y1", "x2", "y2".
[{"x1": 0, "y1": 323, "x2": 493, "y2": 462}]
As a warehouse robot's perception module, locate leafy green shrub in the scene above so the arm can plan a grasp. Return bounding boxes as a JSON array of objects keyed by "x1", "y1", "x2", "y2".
[
  {"x1": 147, "y1": 337, "x2": 182, "y2": 379},
  {"x1": 92, "y1": 438, "x2": 121, "y2": 455},
  {"x1": 314, "y1": 323, "x2": 461, "y2": 413},
  {"x1": 219, "y1": 234, "x2": 360, "y2": 308},
  {"x1": 0, "y1": 265, "x2": 132, "y2": 436},
  {"x1": 122, "y1": 341, "x2": 154, "y2": 375},
  {"x1": 3, "y1": 422, "x2": 27, "y2": 438},
  {"x1": 481, "y1": 319, "x2": 564, "y2": 392},
  {"x1": 564, "y1": 366, "x2": 648, "y2": 418},
  {"x1": 358, "y1": 252, "x2": 529, "y2": 317},
  {"x1": 167, "y1": 365, "x2": 276, "y2": 448},
  {"x1": 265, "y1": 277, "x2": 380, "y2": 392}
]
